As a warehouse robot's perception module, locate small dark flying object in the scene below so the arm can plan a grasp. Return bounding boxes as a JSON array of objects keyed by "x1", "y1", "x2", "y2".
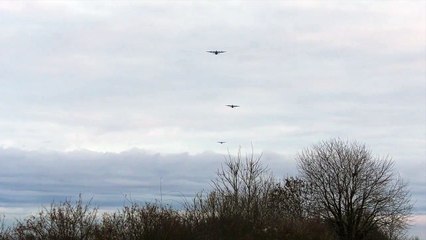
[
  {"x1": 226, "y1": 104, "x2": 240, "y2": 108},
  {"x1": 207, "y1": 50, "x2": 226, "y2": 55},
  {"x1": 217, "y1": 141, "x2": 226, "y2": 144}
]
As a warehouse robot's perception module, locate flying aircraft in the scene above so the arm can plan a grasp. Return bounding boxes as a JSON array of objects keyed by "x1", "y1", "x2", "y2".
[
  {"x1": 226, "y1": 104, "x2": 240, "y2": 108},
  {"x1": 217, "y1": 141, "x2": 226, "y2": 144},
  {"x1": 207, "y1": 50, "x2": 226, "y2": 55}
]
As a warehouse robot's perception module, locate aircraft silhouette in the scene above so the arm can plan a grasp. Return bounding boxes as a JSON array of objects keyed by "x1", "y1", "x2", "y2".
[
  {"x1": 207, "y1": 50, "x2": 226, "y2": 55},
  {"x1": 217, "y1": 141, "x2": 226, "y2": 144},
  {"x1": 226, "y1": 104, "x2": 239, "y2": 108}
]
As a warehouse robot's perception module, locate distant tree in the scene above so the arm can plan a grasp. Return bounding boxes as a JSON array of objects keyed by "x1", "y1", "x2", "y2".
[
  {"x1": 268, "y1": 177, "x2": 314, "y2": 220},
  {"x1": 297, "y1": 139, "x2": 412, "y2": 240}
]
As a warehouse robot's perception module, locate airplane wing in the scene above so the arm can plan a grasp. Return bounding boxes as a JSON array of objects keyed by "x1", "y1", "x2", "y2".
[
  {"x1": 207, "y1": 50, "x2": 226, "y2": 54},
  {"x1": 226, "y1": 105, "x2": 239, "y2": 108}
]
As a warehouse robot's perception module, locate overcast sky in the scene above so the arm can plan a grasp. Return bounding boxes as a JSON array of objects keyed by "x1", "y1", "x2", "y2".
[{"x1": 0, "y1": 1, "x2": 425, "y2": 237}]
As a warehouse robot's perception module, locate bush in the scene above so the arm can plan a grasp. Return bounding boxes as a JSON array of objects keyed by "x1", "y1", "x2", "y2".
[
  {"x1": 13, "y1": 195, "x2": 98, "y2": 240},
  {"x1": 97, "y1": 202, "x2": 193, "y2": 240}
]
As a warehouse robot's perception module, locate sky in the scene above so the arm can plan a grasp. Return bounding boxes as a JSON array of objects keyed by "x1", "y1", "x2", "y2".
[{"x1": 0, "y1": 0, "x2": 425, "y2": 238}]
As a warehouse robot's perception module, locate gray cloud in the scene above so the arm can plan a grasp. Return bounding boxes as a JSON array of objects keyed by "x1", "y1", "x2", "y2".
[{"x1": 0, "y1": 147, "x2": 296, "y2": 211}]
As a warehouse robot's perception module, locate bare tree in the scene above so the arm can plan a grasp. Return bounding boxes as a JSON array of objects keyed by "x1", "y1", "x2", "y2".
[
  {"x1": 185, "y1": 147, "x2": 276, "y2": 239},
  {"x1": 297, "y1": 139, "x2": 412, "y2": 240},
  {"x1": 210, "y1": 148, "x2": 274, "y2": 222}
]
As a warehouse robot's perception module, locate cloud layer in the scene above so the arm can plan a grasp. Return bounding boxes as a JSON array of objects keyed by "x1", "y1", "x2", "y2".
[{"x1": 0, "y1": 147, "x2": 296, "y2": 214}]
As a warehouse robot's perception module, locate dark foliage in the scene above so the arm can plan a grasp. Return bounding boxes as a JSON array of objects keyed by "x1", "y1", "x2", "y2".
[{"x1": 97, "y1": 202, "x2": 193, "y2": 240}]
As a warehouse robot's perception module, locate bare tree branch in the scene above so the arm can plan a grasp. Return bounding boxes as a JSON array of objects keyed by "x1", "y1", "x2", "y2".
[{"x1": 297, "y1": 139, "x2": 412, "y2": 240}]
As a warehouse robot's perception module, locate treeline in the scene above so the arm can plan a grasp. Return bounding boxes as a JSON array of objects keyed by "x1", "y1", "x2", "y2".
[{"x1": 0, "y1": 139, "x2": 414, "y2": 240}]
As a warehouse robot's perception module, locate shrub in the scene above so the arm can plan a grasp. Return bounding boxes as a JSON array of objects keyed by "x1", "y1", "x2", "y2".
[
  {"x1": 13, "y1": 195, "x2": 98, "y2": 240},
  {"x1": 97, "y1": 202, "x2": 193, "y2": 240}
]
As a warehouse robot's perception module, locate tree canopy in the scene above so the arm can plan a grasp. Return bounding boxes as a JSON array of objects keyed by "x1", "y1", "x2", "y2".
[{"x1": 297, "y1": 139, "x2": 412, "y2": 240}]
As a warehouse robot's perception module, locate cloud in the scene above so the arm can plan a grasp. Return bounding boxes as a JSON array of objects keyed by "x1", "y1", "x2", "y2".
[
  {"x1": 0, "y1": 147, "x2": 296, "y2": 207},
  {"x1": 0, "y1": 148, "x2": 217, "y2": 206},
  {"x1": 410, "y1": 215, "x2": 426, "y2": 239},
  {"x1": 0, "y1": 0, "x2": 423, "y2": 164}
]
